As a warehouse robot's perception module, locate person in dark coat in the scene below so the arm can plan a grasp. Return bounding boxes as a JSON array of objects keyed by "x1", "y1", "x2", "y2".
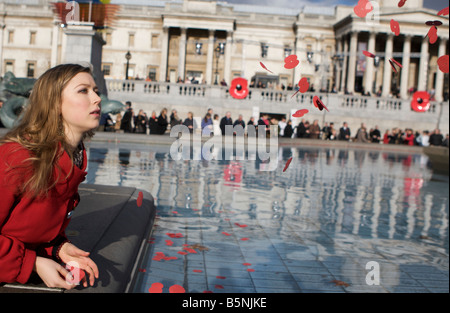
[
  {"x1": 283, "y1": 120, "x2": 294, "y2": 138},
  {"x1": 148, "y1": 111, "x2": 158, "y2": 135},
  {"x1": 220, "y1": 111, "x2": 233, "y2": 136},
  {"x1": 156, "y1": 108, "x2": 168, "y2": 135},
  {"x1": 296, "y1": 119, "x2": 306, "y2": 138},
  {"x1": 120, "y1": 101, "x2": 133, "y2": 133},
  {"x1": 429, "y1": 129, "x2": 444, "y2": 146},
  {"x1": 370, "y1": 125, "x2": 381, "y2": 143},
  {"x1": 338, "y1": 122, "x2": 351, "y2": 141},
  {"x1": 183, "y1": 112, "x2": 197, "y2": 134}
]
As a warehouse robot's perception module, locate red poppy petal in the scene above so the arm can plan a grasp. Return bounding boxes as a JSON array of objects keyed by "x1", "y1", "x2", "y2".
[
  {"x1": 215, "y1": 285, "x2": 224, "y2": 289},
  {"x1": 193, "y1": 269, "x2": 203, "y2": 273},
  {"x1": 136, "y1": 191, "x2": 143, "y2": 207},
  {"x1": 260, "y1": 62, "x2": 273, "y2": 73},
  {"x1": 229, "y1": 77, "x2": 249, "y2": 99},
  {"x1": 178, "y1": 251, "x2": 188, "y2": 255},
  {"x1": 437, "y1": 7, "x2": 449, "y2": 16},
  {"x1": 240, "y1": 237, "x2": 249, "y2": 241},
  {"x1": 390, "y1": 19, "x2": 400, "y2": 36},
  {"x1": 169, "y1": 284, "x2": 185, "y2": 293},
  {"x1": 247, "y1": 268, "x2": 255, "y2": 272},
  {"x1": 313, "y1": 96, "x2": 329, "y2": 112},
  {"x1": 243, "y1": 263, "x2": 252, "y2": 266},
  {"x1": 389, "y1": 59, "x2": 398, "y2": 73},
  {"x1": 411, "y1": 91, "x2": 431, "y2": 112},
  {"x1": 222, "y1": 232, "x2": 231, "y2": 236},
  {"x1": 165, "y1": 240, "x2": 173, "y2": 246},
  {"x1": 298, "y1": 77, "x2": 309, "y2": 93},
  {"x1": 437, "y1": 55, "x2": 449, "y2": 73},
  {"x1": 284, "y1": 55, "x2": 300, "y2": 69},
  {"x1": 292, "y1": 109, "x2": 309, "y2": 118},
  {"x1": 216, "y1": 276, "x2": 226, "y2": 279},
  {"x1": 363, "y1": 50, "x2": 375, "y2": 58},
  {"x1": 398, "y1": 0, "x2": 406, "y2": 8},
  {"x1": 427, "y1": 26, "x2": 438, "y2": 44},
  {"x1": 148, "y1": 282, "x2": 164, "y2": 293},
  {"x1": 283, "y1": 157, "x2": 293, "y2": 172}
]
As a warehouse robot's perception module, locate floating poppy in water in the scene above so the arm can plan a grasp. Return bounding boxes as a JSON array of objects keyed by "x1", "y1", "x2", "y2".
[
  {"x1": 283, "y1": 157, "x2": 293, "y2": 172},
  {"x1": 411, "y1": 91, "x2": 431, "y2": 112},
  {"x1": 229, "y1": 77, "x2": 249, "y2": 100},
  {"x1": 148, "y1": 282, "x2": 164, "y2": 293},
  {"x1": 169, "y1": 284, "x2": 185, "y2": 293}
]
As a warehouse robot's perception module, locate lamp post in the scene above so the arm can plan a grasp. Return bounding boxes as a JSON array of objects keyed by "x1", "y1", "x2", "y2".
[
  {"x1": 125, "y1": 50, "x2": 131, "y2": 80},
  {"x1": 214, "y1": 42, "x2": 225, "y2": 85},
  {"x1": 373, "y1": 56, "x2": 380, "y2": 94}
]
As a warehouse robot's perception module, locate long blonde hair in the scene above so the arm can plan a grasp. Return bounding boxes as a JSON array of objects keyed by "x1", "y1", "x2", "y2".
[{"x1": 1, "y1": 64, "x2": 94, "y2": 198}]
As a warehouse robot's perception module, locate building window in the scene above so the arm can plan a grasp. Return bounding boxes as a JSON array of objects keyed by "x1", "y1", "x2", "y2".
[
  {"x1": 26, "y1": 62, "x2": 36, "y2": 78},
  {"x1": 105, "y1": 33, "x2": 112, "y2": 45},
  {"x1": 4, "y1": 60, "x2": 14, "y2": 74},
  {"x1": 148, "y1": 67, "x2": 157, "y2": 81},
  {"x1": 102, "y1": 63, "x2": 112, "y2": 76},
  {"x1": 261, "y1": 43, "x2": 268, "y2": 58},
  {"x1": 128, "y1": 33, "x2": 135, "y2": 47},
  {"x1": 30, "y1": 31, "x2": 37, "y2": 45},
  {"x1": 151, "y1": 34, "x2": 159, "y2": 49},
  {"x1": 8, "y1": 30, "x2": 14, "y2": 44}
]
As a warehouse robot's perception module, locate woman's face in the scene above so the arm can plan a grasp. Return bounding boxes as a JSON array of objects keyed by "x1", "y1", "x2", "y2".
[{"x1": 61, "y1": 72, "x2": 101, "y2": 134}]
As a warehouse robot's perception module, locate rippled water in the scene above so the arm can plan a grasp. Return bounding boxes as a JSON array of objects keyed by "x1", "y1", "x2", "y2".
[{"x1": 84, "y1": 141, "x2": 449, "y2": 292}]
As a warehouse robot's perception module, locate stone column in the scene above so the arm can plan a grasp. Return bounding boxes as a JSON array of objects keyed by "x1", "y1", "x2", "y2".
[
  {"x1": 347, "y1": 32, "x2": 358, "y2": 93},
  {"x1": 382, "y1": 34, "x2": 394, "y2": 97},
  {"x1": 51, "y1": 20, "x2": 60, "y2": 67},
  {"x1": 159, "y1": 26, "x2": 169, "y2": 82},
  {"x1": 224, "y1": 31, "x2": 232, "y2": 85},
  {"x1": 417, "y1": 35, "x2": 429, "y2": 91},
  {"x1": 205, "y1": 29, "x2": 215, "y2": 85},
  {"x1": 364, "y1": 31, "x2": 376, "y2": 95},
  {"x1": 178, "y1": 27, "x2": 187, "y2": 81},
  {"x1": 340, "y1": 35, "x2": 349, "y2": 92},
  {"x1": 400, "y1": 34, "x2": 412, "y2": 99},
  {"x1": 435, "y1": 37, "x2": 447, "y2": 102},
  {"x1": 335, "y1": 38, "x2": 342, "y2": 91}
]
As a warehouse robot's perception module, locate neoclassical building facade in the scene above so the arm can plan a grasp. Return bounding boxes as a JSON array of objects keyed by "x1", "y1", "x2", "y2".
[{"x1": 0, "y1": 0, "x2": 448, "y2": 101}]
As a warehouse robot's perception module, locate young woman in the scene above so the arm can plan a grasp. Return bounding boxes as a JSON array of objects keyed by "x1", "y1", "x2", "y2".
[{"x1": 0, "y1": 64, "x2": 100, "y2": 289}]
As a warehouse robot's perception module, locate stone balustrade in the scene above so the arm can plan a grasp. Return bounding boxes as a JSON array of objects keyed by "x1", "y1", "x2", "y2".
[{"x1": 106, "y1": 79, "x2": 449, "y2": 135}]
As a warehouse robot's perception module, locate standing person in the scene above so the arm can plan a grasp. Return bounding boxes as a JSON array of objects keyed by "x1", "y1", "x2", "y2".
[
  {"x1": 443, "y1": 134, "x2": 449, "y2": 148},
  {"x1": 134, "y1": 109, "x2": 148, "y2": 134},
  {"x1": 338, "y1": 122, "x2": 351, "y2": 141},
  {"x1": 383, "y1": 129, "x2": 390, "y2": 144},
  {"x1": 156, "y1": 108, "x2": 168, "y2": 135},
  {"x1": 212, "y1": 114, "x2": 221, "y2": 136},
  {"x1": 201, "y1": 113, "x2": 213, "y2": 136},
  {"x1": 148, "y1": 111, "x2": 158, "y2": 135},
  {"x1": 417, "y1": 130, "x2": 430, "y2": 147},
  {"x1": 114, "y1": 112, "x2": 122, "y2": 132},
  {"x1": 370, "y1": 125, "x2": 381, "y2": 143},
  {"x1": 220, "y1": 111, "x2": 233, "y2": 136},
  {"x1": 283, "y1": 120, "x2": 294, "y2": 138},
  {"x1": 233, "y1": 114, "x2": 246, "y2": 132},
  {"x1": 296, "y1": 119, "x2": 306, "y2": 138},
  {"x1": 321, "y1": 122, "x2": 330, "y2": 140},
  {"x1": 429, "y1": 129, "x2": 444, "y2": 146},
  {"x1": 170, "y1": 109, "x2": 182, "y2": 129},
  {"x1": 120, "y1": 101, "x2": 133, "y2": 133},
  {"x1": 247, "y1": 116, "x2": 256, "y2": 137},
  {"x1": 183, "y1": 111, "x2": 197, "y2": 134},
  {"x1": 278, "y1": 117, "x2": 287, "y2": 137},
  {"x1": 355, "y1": 126, "x2": 370, "y2": 143},
  {"x1": 309, "y1": 120, "x2": 321, "y2": 139},
  {"x1": 0, "y1": 64, "x2": 99, "y2": 289},
  {"x1": 402, "y1": 128, "x2": 415, "y2": 146}
]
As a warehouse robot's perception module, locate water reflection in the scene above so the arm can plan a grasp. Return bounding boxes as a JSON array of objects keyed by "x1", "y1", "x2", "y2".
[{"x1": 84, "y1": 142, "x2": 449, "y2": 254}]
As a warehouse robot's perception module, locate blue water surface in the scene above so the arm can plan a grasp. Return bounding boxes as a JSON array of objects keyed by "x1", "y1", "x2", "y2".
[{"x1": 84, "y1": 141, "x2": 449, "y2": 293}]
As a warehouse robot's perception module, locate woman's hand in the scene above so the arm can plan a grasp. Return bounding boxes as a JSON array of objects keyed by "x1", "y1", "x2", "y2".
[
  {"x1": 33, "y1": 256, "x2": 76, "y2": 289},
  {"x1": 58, "y1": 242, "x2": 99, "y2": 287}
]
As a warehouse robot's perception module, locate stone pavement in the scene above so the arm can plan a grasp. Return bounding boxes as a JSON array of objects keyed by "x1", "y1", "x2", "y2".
[{"x1": 0, "y1": 184, "x2": 155, "y2": 293}]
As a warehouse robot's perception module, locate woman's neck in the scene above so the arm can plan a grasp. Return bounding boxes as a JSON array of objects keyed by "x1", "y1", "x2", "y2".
[{"x1": 64, "y1": 128, "x2": 83, "y2": 153}]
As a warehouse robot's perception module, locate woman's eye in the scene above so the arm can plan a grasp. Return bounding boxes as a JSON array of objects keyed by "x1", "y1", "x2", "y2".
[{"x1": 79, "y1": 88, "x2": 88, "y2": 93}]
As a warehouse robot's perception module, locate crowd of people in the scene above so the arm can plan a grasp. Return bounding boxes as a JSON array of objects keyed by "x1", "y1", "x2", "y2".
[{"x1": 98, "y1": 101, "x2": 449, "y2": 148}]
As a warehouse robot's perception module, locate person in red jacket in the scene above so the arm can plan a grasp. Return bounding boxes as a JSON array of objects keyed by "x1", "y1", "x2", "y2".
[
  {"x1": 402, "y1": 128, "x2": 415, "y2": 146},
  {"x1": 0, "y1": 64, "x2": 100, "y2": 289}
]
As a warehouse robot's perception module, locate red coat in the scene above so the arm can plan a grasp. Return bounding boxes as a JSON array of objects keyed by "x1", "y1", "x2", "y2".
[{"x1": 0, "y1": 142, "x2": 86, "y2": 284}]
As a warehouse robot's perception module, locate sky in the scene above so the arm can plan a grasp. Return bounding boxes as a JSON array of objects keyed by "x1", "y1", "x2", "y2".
[{"x1": 218, "y1": 0, "x2": 447, "y2": 11}]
